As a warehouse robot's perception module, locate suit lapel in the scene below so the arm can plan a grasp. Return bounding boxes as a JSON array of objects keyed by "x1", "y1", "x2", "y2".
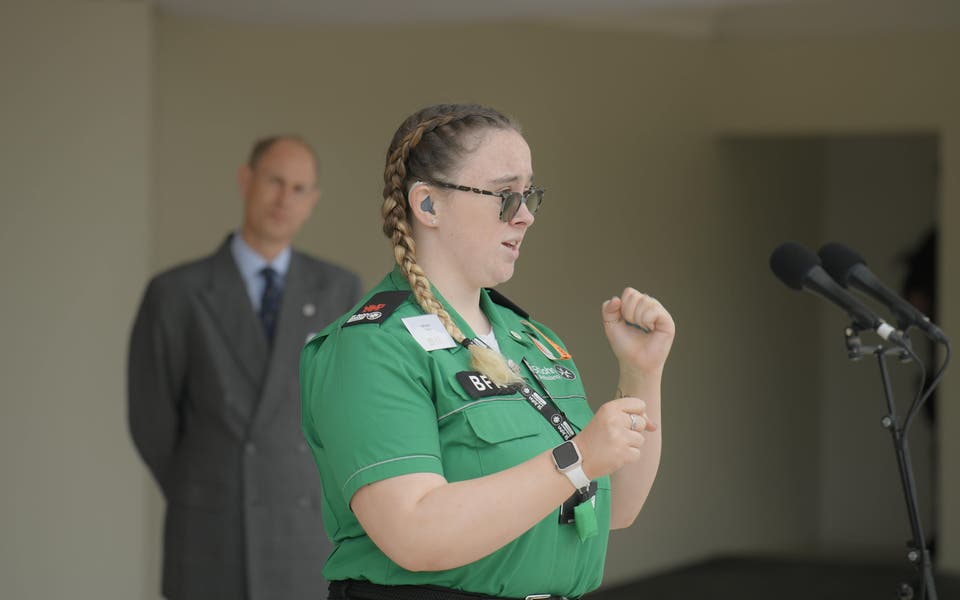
[
  {"x1": 250, "y1": 252, "x2": 344, "y2": 433},
  {"x1": 198, "y1": 239, "x2": 270, "y2": 390}
]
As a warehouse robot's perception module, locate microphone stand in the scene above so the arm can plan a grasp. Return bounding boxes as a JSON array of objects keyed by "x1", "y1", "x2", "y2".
[{"x1": 845, "y1": 326, "x2": 938, "y2": 600}]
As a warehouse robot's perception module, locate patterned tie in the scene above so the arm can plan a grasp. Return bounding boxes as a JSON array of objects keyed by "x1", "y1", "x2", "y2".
[{"x1": 259, "y1": 267, "x2": 282, "y2": 344}]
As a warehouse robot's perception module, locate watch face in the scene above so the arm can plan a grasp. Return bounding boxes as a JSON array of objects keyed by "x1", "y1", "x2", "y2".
[{"x1": 552, "y1": 441, "x2": 580, "y2": 469}]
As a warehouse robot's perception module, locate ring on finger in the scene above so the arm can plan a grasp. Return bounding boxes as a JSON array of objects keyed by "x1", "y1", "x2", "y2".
[{"x1": 629, "y1": 413, "x2": 639, "y2": 431}]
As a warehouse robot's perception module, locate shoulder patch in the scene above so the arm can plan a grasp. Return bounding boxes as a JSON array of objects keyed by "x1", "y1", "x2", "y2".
[
  {"x1": 486, "y1": 288, "x2": 529, "y2": 318},
  {"x1": 342, "y1": 290, "x2": 411, "y2": 327}
]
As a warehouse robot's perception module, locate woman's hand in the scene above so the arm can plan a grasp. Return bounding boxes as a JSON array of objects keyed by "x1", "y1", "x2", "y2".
[
  {"x1": 601, "y1": 287, "x2": 675, "y2": 376},
  {"x1": 574, "y1": 396, "x2": 657, "y2": 480}
]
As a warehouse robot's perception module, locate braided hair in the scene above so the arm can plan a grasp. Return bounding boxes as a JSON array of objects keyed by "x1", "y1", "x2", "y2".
[{"x1": 381, "y1": 104, "x2": 523, "y2": 387}]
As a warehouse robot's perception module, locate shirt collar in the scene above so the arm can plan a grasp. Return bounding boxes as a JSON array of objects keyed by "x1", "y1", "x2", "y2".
[
  {"x1": 231, "y1": 231, "x2": 292, "y2": 281},
  {"x1": 387, "y1": 264, "x2": 530, "y2": 355}
]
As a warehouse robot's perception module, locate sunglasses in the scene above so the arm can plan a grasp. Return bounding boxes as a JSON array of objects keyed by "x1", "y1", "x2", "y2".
[{"x1": 428, "y1": 180, "x2": 544, "y2": 222}]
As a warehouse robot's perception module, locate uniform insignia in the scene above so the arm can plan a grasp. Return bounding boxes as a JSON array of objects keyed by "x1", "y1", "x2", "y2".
[
  {"x1": 342, "y1": 290, "x2": 410, "y2": 327},
  {"x1": 456, "y1": 371, "x2": 517, "y2": 399},
  {"x1": 521, "y1": 319, "x2": 572, "y2": 360},
  {"x1": 527, "y1": 334, "x2": 557, "y2": 360},
  {"x1": 526, "y1": 362, "x2": 577, "y2": 382}
]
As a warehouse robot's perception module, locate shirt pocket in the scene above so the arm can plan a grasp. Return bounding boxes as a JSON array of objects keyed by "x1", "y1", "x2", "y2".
[
  {"x1": 452, "y1": 400, "x2": 549, "y2": 477},
  {"x1": 555, "y1": 396, "x2": 594, "y2": 434}
]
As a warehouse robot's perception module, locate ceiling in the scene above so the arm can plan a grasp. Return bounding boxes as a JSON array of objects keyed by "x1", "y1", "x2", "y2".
[{"x1": 149, "y1": 0, "x2": 960, "y2": 36}]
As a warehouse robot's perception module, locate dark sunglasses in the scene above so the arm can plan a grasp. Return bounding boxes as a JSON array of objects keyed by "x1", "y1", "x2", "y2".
[{"x1": 428, "y1": 181, "x2": 544, "y2": 222}]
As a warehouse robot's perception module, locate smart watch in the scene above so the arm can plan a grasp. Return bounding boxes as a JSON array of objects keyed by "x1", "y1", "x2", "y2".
[{"x1": 551, "y1": 440, "x2": 591, "y2": 491}]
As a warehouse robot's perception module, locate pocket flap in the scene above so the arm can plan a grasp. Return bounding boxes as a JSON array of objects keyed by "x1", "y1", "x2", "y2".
[{"x1": 464, "y1": 401, "x2": 542, "y2": 445}]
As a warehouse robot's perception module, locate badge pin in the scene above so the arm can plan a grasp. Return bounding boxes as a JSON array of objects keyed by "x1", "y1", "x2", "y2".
[
  {"x1": 303, "y1": 303, "x2": 316, "y2": 317},
  {"x1": 527, "y1": 334, "x2": 557, "y2": 361}
]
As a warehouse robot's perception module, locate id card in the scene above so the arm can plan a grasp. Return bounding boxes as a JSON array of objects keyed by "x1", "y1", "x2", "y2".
[{"x1": 402, "y1": 314, "x2": 457, "y2": 351}]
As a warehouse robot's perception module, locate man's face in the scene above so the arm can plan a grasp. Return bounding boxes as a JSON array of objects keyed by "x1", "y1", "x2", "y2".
[{"x1": 239, "y1": 139, "x2": 319, "y2": 249}]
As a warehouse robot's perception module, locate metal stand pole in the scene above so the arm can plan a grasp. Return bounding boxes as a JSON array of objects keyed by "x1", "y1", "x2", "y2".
[{"x1": 846, "y1": 326, "x2": 938, "y2": 600}]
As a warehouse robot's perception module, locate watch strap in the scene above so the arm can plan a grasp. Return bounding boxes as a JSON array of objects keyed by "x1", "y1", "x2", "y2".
[{"x1": 563, "y1": 464, "x2": 591, "y2": 491}]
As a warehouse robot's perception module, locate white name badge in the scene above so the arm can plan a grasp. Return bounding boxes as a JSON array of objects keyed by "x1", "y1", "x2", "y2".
[{"x1": 402, "y1": 314, "x2": 458, "y2": 351}]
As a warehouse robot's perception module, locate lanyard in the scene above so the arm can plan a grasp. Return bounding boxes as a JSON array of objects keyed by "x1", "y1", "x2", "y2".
[
  {"x1": 519, "y1": 357, "x2": 599, "y2": 540},
  {"x1": 515, "y1": 357, "x2": 577, "y2": 441}
]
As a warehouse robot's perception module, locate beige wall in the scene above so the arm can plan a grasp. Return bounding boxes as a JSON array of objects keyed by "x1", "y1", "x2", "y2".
[
  {"x1": 817, "y1": 137, "x2": 938, "y2": 555},
  {"x1": 941, "y1": 126, "x2": 960, "y2": 575},
  {"x1": 0, "y1": 2, "x2": 153, "y2": 599}
]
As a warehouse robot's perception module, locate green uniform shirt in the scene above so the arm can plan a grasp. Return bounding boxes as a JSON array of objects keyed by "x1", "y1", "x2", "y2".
[{"x1": 300, "y1": 267, "x2": 610, "y2": 598}]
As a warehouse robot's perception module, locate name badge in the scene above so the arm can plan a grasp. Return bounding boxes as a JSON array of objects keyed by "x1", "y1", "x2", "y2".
[
  {"x1": 402, "y1": 314, "x2": 457, "y2": 351},
  {"x1": 456, "y1": 371, "x2": 516, "y2": 399}
]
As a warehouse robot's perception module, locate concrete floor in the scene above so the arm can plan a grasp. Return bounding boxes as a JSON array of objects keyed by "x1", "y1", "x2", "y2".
[{"x1": 589, "y1": 556, "x2": 960, "y2": 600}]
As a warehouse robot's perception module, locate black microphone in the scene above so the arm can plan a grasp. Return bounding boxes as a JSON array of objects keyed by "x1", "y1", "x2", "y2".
[
  {"x1": 819, "y1": 242, "x2": 947, "y2": 344},
  {"x1": 770, "y1": 241, "x2": 905, "y2": 345}
]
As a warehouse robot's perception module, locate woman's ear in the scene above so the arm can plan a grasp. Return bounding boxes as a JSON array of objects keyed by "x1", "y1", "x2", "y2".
[{"x1": 408, "y1": 182, "x2": 439, "y2": 227}]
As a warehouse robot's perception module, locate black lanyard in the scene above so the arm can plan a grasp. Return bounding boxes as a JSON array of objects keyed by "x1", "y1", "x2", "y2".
[{"x1": 515, "y1": 357, "x2": 577, "y2": 441}]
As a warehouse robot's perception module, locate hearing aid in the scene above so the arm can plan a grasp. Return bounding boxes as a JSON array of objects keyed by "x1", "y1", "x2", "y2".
[{"x1": 420, "y1": 196, "x2": 435, "y2": 214}]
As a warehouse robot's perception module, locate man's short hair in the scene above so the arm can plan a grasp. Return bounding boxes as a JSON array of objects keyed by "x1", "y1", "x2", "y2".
[{"x1": 247, "y1": 135, "x2": 319, "y2": 174}]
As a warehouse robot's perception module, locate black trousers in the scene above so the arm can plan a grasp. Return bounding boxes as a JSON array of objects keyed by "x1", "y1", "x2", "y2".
[{"x1": 328, "y1": 580, "x2": 573, "y2": 600}]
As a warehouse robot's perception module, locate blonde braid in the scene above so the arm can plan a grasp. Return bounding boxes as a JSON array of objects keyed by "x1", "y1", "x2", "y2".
[{"x1": 381, "y1": 107, "x2": 522, "y2": 387}]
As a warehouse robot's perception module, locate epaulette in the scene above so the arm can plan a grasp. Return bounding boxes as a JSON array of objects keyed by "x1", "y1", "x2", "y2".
[
  {"x1": 342, "y1": 290, "x2": 411, "y2": 328},
  {"x1": 486, "y1": 288, "x2": 529, "y2": 319}
]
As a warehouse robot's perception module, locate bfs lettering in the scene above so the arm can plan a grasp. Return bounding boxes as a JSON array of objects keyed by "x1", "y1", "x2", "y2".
[{"x1": 468, "y1": 374, "x2": 501, "y2": 393}]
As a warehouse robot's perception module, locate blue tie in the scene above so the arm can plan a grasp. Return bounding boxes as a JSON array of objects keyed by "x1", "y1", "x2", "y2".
[{"x1": 259, "y1": 267, "x2": 281, "y2": 343}]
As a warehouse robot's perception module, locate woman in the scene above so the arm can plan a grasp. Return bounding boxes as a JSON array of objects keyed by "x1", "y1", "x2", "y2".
[{"x1": 300, "y1": 103, "x2": 675, "y2": 600}]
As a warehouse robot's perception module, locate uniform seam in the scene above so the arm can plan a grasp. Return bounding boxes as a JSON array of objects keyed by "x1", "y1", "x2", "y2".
[
  {"x1": 437, "y1": 398, "x2": 522, "y2": 421},
  {"x1": 342, "y1": 455, "x2": 441, "y2": 493}
]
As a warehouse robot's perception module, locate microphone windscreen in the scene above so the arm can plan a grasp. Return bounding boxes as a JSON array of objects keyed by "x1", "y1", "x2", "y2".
[
  {"x1": 819, "y1": 242, "x2": 866, "y2": 286},
  {"x1": 770, "y1": 241, "x2": 820, "y2": 290}
]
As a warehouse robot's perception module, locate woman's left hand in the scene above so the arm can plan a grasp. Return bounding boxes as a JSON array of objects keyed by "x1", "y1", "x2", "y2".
[{"x1": 601, "y1": 287, "x2": 675, "y2": 375}]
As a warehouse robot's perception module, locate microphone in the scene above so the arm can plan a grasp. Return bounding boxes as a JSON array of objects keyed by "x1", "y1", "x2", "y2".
[
  {"x1": 770, "y1": 241, "x2": 905, "y2": 345},
  {"x1": 819, "y1": 242, "x2": 947, "y2": 344}
]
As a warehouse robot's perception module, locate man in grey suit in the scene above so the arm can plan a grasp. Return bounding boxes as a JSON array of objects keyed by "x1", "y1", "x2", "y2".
[{"x1": 128, "y1": 136, "x2": 363, "y2": 600}]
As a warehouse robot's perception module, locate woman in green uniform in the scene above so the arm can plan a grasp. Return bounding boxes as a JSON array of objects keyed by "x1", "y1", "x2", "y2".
[{"x1": 300, "y1": 103, "x2": 675, "y2": 600}]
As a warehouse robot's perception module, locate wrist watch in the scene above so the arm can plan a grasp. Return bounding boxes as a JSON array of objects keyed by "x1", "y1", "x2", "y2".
[{"x1": 551, "y1": 440, "x2": 591, "y2": 491}]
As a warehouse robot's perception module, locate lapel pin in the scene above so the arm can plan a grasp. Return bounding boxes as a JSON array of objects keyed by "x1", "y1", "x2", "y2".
[{"x1": 510, "y1": 330, "x2": 522, "y2": 341}]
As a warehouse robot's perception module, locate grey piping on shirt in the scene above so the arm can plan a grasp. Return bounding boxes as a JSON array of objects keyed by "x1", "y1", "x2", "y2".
[
  {"x1": 342, "y1": 454, "x2": 441, "y2": 493},
  {"x1": 436, "y1": 394, "x2": 587, "y2": 422},
  {"x1": 437, "y1": 397, "x2": 518, "y2": 422},
  {"x1": 547, "y1": 394, "x2": 587, "y2": 401}
]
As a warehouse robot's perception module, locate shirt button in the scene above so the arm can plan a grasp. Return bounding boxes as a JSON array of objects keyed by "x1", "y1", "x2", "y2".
[
  {"x1": 245, "y1": 443, "x2": 256, "y2": 455},
  {"x1": 298, "y1": 497, "x2": 311, "y2": 508},
  {"x1": 297, "y1": 442, "x2": 308, "y2": 453}
]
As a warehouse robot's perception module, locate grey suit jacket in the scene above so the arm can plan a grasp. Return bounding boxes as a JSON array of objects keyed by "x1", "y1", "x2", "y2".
[{"x1": 128, "y1": 235, "x2": 363, "y2": 600}]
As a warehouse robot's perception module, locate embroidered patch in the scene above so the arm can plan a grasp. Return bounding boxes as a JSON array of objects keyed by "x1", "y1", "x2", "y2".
[
  {"x1": 342, "y1": 291, "x2": 410, "y2": 328},
  {"x1": 456, "y1": 371, "x2": 517, "y2": 399},
  {"x1": 527, "y1": 362, "x2": 577, "y2": 382}
]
